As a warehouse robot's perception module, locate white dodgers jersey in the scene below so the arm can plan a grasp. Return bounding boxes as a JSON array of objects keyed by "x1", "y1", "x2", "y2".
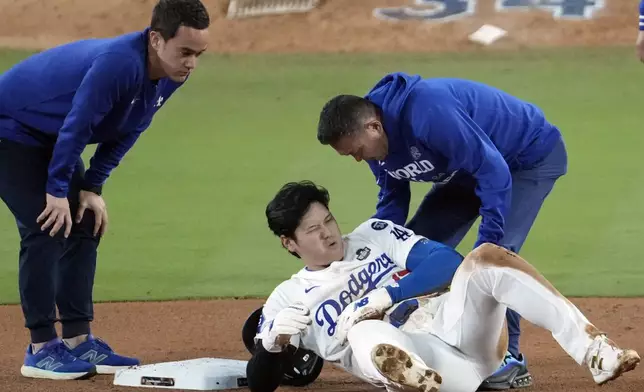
[{"x1": 255, "y1": 218, "x2": 425, "y2": 369}]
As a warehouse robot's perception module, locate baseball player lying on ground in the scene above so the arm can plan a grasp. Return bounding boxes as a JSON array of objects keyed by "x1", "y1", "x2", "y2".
[{"x1": 246, "y1": 180, "x2": 641, "y2": 392}]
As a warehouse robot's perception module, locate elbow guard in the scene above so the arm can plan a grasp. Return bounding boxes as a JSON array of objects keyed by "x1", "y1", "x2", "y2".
[
  {"x1": 241, "y1": 306, "x2": 324, "y2": 388},
  {"x1": 246, "y1": 343, "x2": 288, "y2": 392}
]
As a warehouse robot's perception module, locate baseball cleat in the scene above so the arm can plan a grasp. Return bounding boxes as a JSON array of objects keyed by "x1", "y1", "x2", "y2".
[
  {"x1": 371, "y1": 343, "x2": 442, "y2": 392},
  {"x1": 21, "y1": 338, "x2": 97, "y2": 380},
  {"x1": 585, "y1": 334, "x2": 640, "y2": 385},
  {"x1": 68, "y1": 334, "x2": 140, "y2": 374},
  {"x1": 477, "y1": 352, "x2": 532, "y2": 390}
]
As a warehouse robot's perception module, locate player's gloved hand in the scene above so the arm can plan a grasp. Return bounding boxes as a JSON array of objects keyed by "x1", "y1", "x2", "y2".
[
  {"x1": 262, "y1": 302, "x2": 311, "y2": 353},
  {"x1": 334, "y1": 287, "x2": 393, "y2": 344}
]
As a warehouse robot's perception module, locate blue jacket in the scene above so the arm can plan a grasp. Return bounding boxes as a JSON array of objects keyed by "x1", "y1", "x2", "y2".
[
  {"x1": 364, "y1": 72, "x2": 561, "y2": 248},
  {"x1": 0, "y1": 28, "x2": 184, "y2": 197}
]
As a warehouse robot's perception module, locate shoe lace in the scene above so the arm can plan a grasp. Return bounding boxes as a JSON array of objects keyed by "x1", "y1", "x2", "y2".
[
  {"x1": 51, "y1": 342, "x2": 75, "y2": 360},
  {"x1": 92, "y1": 337, "x2": 114, "y2": 353}
]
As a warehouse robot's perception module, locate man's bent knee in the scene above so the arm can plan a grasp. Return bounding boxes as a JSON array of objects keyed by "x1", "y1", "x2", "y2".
[
  {"x1": 455, "y1": 243, "x2": 501, "y2": 273},
  {"x1": 466, "y1": 243, "x2": 564, "y2": 303}
]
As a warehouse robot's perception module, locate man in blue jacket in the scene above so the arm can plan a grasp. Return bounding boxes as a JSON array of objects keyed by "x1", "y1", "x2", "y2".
[
  {"x1": 316, "y1": 72, "x2": 568, "y2": 390},
  {"x1": 0, "y1": 0, "x2": 210, "y2": 381}
]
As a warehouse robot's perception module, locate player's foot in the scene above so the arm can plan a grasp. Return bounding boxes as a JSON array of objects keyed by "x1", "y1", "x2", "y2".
[
  {"x1": 371, "y1": 343, "x2": 442, "y2": 392},
  {"x1": 67, "y1": 334, "x2": 140, "y2": 374},
  {"x1": 21, "y1": 338, "x2": 97, "y2": 380},
  {"x1": 477, "y1": 352, "x2": 532, "y2": 390},
  {"x1": 584, "y1": 334, "x2": 640, "y2": 385}
]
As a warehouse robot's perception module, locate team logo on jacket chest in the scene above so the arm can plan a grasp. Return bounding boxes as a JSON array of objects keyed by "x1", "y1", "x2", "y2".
[
  {"x1": 386, "y1": 160, "x2": 435, "y2": 181},
  {"x1": 410, "y1": 146, "x2": 422, "y2": 160},
  {"x1": 315, "y1": 253, "x2": 397, "y2": 336}
]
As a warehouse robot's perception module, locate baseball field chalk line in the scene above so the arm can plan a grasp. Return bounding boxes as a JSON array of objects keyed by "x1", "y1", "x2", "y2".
[{"x1": 113, "y1": 358, "x2": 248, "y2": 390}]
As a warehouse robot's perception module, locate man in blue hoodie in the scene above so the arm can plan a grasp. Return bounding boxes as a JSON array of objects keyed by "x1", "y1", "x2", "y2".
[
  {"x1": 316, "y1": 72, "x2": 568, "y2": 390},
  {"x1": 0, "y1": 0, "x2": 210, "y2": 381}
]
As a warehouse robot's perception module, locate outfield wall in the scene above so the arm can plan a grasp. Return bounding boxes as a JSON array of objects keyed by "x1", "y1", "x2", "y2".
[{"x1": 0, "y1": 0, "x2": 637, "y2": 53}]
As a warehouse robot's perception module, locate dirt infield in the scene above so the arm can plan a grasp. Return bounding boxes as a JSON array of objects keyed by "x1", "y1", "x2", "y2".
[
  {"x1": 0, "y1": 0, "x2": 638, "y2": 53},
  {"x1": 0, "y1": 298, "x2": 642, "y2": 392}
]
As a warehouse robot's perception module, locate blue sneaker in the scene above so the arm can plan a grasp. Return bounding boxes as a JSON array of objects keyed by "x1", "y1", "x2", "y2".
[
  {"x1": 68, "y1": 334, "x2": 140, "y2": 374},
  {"x1": 477, "y1": 352, "x2": 533, "y2": 390},
  {"x1": 21, "y1": 338, "x2": 97, "y2": 380}
]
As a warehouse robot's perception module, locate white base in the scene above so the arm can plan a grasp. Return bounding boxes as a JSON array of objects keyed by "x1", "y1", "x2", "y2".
[
  {"x1": 468, "y1": 24, "x2": 508, "y2": 46},
  {"x1": 113, "y1": 358, "x2": 248, "y2": 390}
]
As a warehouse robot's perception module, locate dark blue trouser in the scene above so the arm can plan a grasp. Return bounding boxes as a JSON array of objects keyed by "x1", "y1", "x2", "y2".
[
  {"x1": 0, "y1": 138, "x2": 100, "y2": 344},
  {"x1": 406, "y1": 136, "x2": 568, "y2": 360}
]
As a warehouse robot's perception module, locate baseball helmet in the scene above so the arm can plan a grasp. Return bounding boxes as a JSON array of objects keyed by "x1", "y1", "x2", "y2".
[{"x1": 241, "y1": 306, "x2": 324, "y2": 387}]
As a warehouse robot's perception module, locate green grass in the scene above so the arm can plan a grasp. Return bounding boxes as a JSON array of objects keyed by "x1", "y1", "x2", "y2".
[{"x1": 0, "y1": 45, "x2": 642, "y2": 303}]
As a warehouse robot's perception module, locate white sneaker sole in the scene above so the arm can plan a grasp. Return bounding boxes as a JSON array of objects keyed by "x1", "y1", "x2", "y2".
[
  {"x1": 96, "y1": 364, "x2": 136, "y2": 374},
  {"x1": 20, "y1": 365, "x2": 96, "y2": 380},
  {"x1": 371, "y1": 343, "x2": 442, "y2": 392},
  {"x1": 595, "y1": 349, "x2": 641, "y2": 385}
]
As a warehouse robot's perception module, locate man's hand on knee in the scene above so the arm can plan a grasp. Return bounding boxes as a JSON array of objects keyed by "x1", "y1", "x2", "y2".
[
  {"x1": 76, "y1": 190, "x2": 109, "y2": 237},
  {"x1": 37, "y1": 193, "x2": 72, "y2": 238}
]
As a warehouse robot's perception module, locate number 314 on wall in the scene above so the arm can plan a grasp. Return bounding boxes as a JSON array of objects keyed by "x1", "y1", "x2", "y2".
[{"x1": 373, "y1": 0, "x2": 604, "y2": 21}]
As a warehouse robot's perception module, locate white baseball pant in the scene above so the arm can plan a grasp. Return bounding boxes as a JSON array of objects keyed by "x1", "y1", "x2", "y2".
[{"x1": 345, "y1": 244, "x2": 598, "y2": 392}]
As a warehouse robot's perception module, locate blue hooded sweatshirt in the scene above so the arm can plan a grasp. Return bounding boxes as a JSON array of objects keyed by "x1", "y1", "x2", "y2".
[
  {"x1": 0, "y1": 28, "x2": 184, "y2": 198},
  {"x1": 364, "y1": 72, "x2": 562, "y2": 248}
]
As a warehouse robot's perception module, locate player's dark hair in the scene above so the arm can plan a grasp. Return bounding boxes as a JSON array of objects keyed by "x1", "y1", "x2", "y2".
[
  {"x1": 150, "y1": 0, "x2": 210, "y2": 41},
  {"x1": 266, "y1": 181, "x2": 331, "y2": 258},
  {"x1": 317, "y1": 95, "x2": 379, "y2": 146}
]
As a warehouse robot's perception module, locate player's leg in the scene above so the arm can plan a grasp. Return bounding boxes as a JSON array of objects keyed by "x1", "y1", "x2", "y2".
[
  {"x1": 494, "y1": 174, "x2": 558, "y2": 387},
  {"x1": 501, "y1": 136, "x2": 568, "y2": 255},
  {"x1": 56, "y1": 157, "x2": 140, "y2": 373},
  {"x1": 0, "y1": 139, "x2": 96, "y2": 380},
  {"x1": 406, "y1": 173, "x2": 534, "y2": 390},
  {"x1": 480, "y1": 136, "x2": 569, "y2": 390},
  {"x1": 55, "y1": 157, "x2": 98, "y2": 344},
  {"x1": 432, "y1": 243, "x2": 640, "y2": 387},
  {"x1": 347, "y1": 320, "x2": 443, "y2": 392},
  {"x1": 405, "y1": 175, "x2": 530, "y2": 390}
]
